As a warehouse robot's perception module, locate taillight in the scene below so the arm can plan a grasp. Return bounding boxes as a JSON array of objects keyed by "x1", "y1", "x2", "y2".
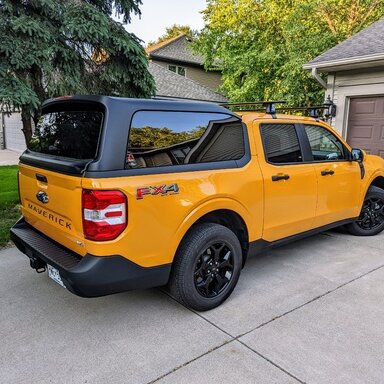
[{"x1": 82, "y1": 189, "x2": 127, "y2": 241}]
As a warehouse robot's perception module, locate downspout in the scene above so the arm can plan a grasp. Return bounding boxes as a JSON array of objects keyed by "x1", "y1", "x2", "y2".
[{"x1": 311, "y1": 67, "x2": 327, "y2": 89}]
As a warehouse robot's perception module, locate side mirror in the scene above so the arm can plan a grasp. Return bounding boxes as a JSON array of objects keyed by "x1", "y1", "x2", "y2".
[{"x1": 351, "y1": 148, "x2": 364, "y2": 162}]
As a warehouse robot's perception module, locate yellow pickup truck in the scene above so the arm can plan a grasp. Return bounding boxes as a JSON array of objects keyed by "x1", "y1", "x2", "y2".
[{"x1": 11, "y1": 96, "x2": 384, "y2": 311}]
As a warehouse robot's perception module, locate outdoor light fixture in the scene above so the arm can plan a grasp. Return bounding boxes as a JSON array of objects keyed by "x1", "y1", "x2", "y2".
[{"x1": 323, "y1": 95, "x2": 336, "y2": 122}]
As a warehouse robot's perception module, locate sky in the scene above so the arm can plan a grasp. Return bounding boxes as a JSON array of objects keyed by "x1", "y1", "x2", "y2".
[{"x1": 125, "y1": 0, "x2": 207, "y2": 45}]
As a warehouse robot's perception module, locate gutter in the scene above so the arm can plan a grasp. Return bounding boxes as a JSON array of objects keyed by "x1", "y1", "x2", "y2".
[
  {"x1": 303, "y1": 52, "x2": 384, "y2": 70},
  {"x1": 311, "y1": 67, "x2": 327, "y2": 89},
  {"x1": 149, "y1": 55, "x2": 204, "y2": 69}
]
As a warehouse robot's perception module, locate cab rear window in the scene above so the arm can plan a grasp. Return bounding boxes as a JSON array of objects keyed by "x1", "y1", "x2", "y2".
[{"x1": 28, "y1": 111, "x2": 103, "y2": 159}]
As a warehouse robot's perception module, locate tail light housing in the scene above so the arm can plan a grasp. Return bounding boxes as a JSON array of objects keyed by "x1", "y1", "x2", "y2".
[{"x1": 82, "y1": 189, "x2": 127, "y2": 241}]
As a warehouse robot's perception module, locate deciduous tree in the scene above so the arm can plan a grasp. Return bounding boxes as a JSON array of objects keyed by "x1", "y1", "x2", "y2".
[
  {"x1": 147, "y1": 24, "x2": 196, "y2": 48},
  {"x1": 195, "y1": 0, "x2": 384, "y2": 105}
]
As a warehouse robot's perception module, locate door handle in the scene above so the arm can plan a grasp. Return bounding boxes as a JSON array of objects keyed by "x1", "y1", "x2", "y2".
[
  {"x1": 272, "y1": 174, "x2": 290, "y2": 181},
  {"x1": 36, "y1": 173, "x2": 48, "y2": 183},
  {"x1": 321, "y1": 169, "x2": 335, "y2": 176}
]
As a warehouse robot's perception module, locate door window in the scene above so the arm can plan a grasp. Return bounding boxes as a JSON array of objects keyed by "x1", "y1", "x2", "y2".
[
  {"x1": 304, "y1": 125, "x2": 346, "y2": 161},
  {"x1": 260, "y1": 124, "x2": 303, "y2": 164}
]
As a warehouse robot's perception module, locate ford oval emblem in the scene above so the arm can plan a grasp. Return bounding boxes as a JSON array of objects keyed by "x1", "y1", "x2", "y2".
[{"x1": 36, "y1": 191, "x2": 49, "y2": 204}]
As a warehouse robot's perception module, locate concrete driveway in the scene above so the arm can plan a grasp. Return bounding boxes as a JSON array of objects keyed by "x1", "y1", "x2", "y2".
[{"x1": 1, "y1": 229, "x2": 384, "y2": 384}]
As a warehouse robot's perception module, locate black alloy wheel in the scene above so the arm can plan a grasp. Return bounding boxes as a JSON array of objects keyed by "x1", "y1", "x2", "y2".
[
  {"x1": 169, "y1": 223, "x2": 242, "y2": 311},
  {"x1": 194, "y1": 242, "x2": 234, "y2": 298},
  {"x1": 356, "y1": 197, "x2": 384, "y2": 231},
  {"x1": 347, "y1": 186, "x2": 384, "y2": 236}
]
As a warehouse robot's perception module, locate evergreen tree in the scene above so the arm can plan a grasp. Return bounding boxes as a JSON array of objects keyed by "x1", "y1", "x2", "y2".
[{"x1": 0, "y1": 0, "x2": 155, "y2": 142}]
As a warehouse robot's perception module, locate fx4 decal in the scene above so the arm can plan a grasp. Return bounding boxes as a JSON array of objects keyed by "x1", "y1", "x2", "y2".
[{"x1": 136, "y1": 184, "x2": 179, "y2": 200}]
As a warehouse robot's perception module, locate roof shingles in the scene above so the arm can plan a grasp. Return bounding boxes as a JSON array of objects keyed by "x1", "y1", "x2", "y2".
[
  {"x1": 306, "y1": 18, "x2": 384, "y2": 66},
  {"x1": 147, "y1": 35, "x2": 204, "y2": 65},
  {"x1": 149, "y1": 62, "x2": 227, "y2": 102}
]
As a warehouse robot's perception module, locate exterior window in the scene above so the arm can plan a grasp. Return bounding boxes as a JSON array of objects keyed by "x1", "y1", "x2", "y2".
[
  {"x1": 168, "y1": 65, "x2": 176, "y2": 73},
  {"x1": 304, "y1": 125, "x2": 346, "y2": 161},
  {"x1": 177, "y1": 66, "x2": 186, "y2": 76},
  {"x1": 260, "y1": 124, "x2": 303, "y2": 164},
  {"x1": 126, "y1": 111, "x2": 245, "y2": 168},
  {"x1": 168, "y1": 65, "x2": 186, "y2": 77},
  {"x1": 29, "y1": 110, "x2": 103, "y2": 159}
]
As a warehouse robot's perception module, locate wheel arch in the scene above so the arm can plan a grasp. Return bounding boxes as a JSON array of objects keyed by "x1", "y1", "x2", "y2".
[
  {"x1": 172, "y1": 199, "x2": 254, "y2": 267},
  {"x1": 192, "y1": 209, "x2": 249, "y2": 266},
  {"x1": 175, "y1": 208, "x2": 249, "y2": 266},
  {"x1": 370, "y1": 175, "x2": 384, "y2": 191},
  {"x1": 360, "y1": 172, "x2": 384, "y2": 206}
]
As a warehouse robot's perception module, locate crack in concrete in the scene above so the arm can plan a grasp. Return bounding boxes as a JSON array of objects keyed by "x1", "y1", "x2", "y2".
[
  {"x1": 151, "y1": 260, "x2": 384, "y2": 384},
  {"x1": 152, "y1": 290, "x2": 305, "y2": 383},
  {"x1": 146, "y1": 339, "x2": 233, "y2": 384},
  {"x1": 237, "y1": 340, "x2": 306, "y2": 384},
  {"x1": 237, "y1": 262, "x2": 384, "y2": 339}
]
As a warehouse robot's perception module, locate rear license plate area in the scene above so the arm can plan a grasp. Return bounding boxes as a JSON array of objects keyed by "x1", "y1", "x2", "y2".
[{"x1": 47, "y1": 265, "x2": 66, "y2": 288}]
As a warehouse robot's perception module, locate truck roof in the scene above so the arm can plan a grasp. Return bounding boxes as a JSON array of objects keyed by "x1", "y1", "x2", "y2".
[{"x1": 42, "y1": 95, "x2": 237, "y2": 116}]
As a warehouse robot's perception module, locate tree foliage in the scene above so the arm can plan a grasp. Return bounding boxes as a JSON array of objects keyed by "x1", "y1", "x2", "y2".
[
  {"x1": 147, "y1": 24, "x2": 196, "y2": 48},
  {"x1": 195, "y1": 0, "x2": 384, "y2": 105},
  {"x1": 0, "y1": 0, "x2": 155, "y2": 142}
]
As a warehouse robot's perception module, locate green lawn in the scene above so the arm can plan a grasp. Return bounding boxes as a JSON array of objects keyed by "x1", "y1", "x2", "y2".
[{"x1": 0, "y1": 166, "x2": 20, "y2": 247}]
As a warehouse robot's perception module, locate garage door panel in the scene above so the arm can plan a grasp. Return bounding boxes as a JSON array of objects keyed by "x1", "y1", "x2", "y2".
[
  {"x1": 353, "y1": 99, "x2": 376, "y2": 114},
  {"x1": 349, "y1": 125, "x2": 374, "y2": 139},
  {"x1": 347, "y1": 97, "x2": 384, "y2": 158}
]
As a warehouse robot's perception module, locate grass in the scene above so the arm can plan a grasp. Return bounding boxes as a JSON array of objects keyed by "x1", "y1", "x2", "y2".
[{"x1": 0, "y1": 166, "x2": 20, "y2": 248}]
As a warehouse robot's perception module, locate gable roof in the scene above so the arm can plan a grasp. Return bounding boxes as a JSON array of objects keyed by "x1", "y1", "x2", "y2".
[
  {"x1": 148, "y1": 62, "x2": 227, "y2": 102},
  {"x1": 304, "y1": 19, "x2": 384, "y2": 71},
  {"x1": 146, "y1": 34, "x2": 205, "y2": 66}
]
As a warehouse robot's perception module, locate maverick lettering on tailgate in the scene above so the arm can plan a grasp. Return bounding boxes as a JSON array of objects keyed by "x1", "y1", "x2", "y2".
[
  {"x1": 136, "y1": 184, "x2": 179, "y2": 200},
  {"x1": 27, "y1": 202, "x2": 72, "y2": 230}
]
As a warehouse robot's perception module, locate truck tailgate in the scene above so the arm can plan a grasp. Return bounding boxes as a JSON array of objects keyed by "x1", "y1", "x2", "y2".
[{"x1": 19, "y1": 163, "x2": 87, "y2": 256}]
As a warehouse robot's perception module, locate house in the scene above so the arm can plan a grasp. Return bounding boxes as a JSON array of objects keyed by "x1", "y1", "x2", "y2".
[
  {"x1": 146, "y1": 34, "x2": 223, "y2": 93},
  {"x1": 149, "y1": 62, "x2": 226, "y2": 102},
  {"x1": 303, "y1": 19, "x2": 384, "y2": 158}
]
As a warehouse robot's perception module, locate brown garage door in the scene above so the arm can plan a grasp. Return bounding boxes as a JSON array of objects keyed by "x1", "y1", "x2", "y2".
[{"x1": 347, "y1": 97, "x2": 384, "y2": 158}]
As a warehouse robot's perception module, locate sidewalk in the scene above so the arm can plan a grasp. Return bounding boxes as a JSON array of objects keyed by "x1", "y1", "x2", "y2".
[{"x1": 0, "y1": 149, "x2": 21, "y2": 166}]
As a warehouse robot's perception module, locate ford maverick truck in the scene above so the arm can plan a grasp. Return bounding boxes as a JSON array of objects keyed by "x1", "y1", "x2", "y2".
[{"x1": 11, "y1": 96, "x2": 384, "y2": 311}]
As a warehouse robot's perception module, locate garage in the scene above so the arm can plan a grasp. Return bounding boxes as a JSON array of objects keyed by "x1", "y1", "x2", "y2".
[
  {"x1": 347, "y1": 97, "x2": 384, "y2": 158},
  {"x1": 303, "y1": 18, "x2": 384, "y2": 157},
  {"x1": 2, "y1": 113, "x2": 27, "y2": 152}
]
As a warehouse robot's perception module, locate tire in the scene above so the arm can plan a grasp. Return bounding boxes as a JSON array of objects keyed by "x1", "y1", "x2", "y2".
[
  {"x1": 169, "y1": 223, "x2": 242, "y2": 311},
  {"x1": 347, "y1": 186, "x2": 384, "y2": 236}
]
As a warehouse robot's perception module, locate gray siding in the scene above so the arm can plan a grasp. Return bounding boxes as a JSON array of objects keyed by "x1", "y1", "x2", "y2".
[{"x1": 326, "y1": 68, "x2": 384, "y2": 137}]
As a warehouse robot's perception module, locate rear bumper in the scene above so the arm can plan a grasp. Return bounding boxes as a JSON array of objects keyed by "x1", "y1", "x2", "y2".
[{"x1": 10, "y1": 218, "x2": 171, "y2": 297}]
